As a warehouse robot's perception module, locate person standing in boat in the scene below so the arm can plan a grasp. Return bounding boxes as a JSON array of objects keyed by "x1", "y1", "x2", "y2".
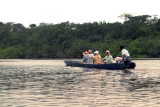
[
  {"x1": 101, "y1": 50, "x2": 113, "y2": 64},
  {"x1": 82, "y1": 50, "x2": 94, "y2": 64},
  {"x1": 115, "y1": 46, "x2": 131, "y2": 67},
  {"x1": 93, "y1": 51, "x2": 101, "y2": 64}
]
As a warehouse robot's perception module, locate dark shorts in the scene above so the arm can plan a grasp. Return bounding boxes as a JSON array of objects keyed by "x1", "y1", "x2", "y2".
[{"x1": 124, "y1": 56, "x2": 131, "y2": 62}]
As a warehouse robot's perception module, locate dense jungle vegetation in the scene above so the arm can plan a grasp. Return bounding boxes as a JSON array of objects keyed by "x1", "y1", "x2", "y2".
[{"x1": 0, "y1": 14, "x2": 160, "y2": 58}]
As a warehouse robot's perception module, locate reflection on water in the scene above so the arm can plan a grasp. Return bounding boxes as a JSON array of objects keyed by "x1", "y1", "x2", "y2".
[{"x1": 0, "y1": 59, "x2": 160, "y2": 106}]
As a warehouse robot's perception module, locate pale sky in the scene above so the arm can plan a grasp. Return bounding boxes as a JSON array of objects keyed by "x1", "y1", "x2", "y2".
[{"x1": 0, "y1": 0, "x2": 160, "y2": 27}]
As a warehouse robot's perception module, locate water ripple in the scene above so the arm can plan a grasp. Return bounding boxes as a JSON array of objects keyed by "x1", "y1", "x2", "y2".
[{"x1": 0, "y1": 59, "x2": 160, "y2": 106}]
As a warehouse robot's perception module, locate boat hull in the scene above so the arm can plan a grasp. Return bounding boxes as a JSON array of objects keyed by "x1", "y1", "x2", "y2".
[
  {"x1": 64, "y1": 60, "x2": 125, "y2": 70},
  {"x1": 64, "y1": 60, "x2": 136, "y2": 70}
]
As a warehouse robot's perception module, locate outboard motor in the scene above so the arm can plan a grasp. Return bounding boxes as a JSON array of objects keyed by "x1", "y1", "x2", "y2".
[{"x1": 126, "y1": 62, "x2": 136, "y2": 69}]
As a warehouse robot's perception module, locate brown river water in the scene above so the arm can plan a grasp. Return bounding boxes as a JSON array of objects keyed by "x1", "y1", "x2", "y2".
[{"x1": 0, "y1": 59, "x2": 160, "y2": 107}]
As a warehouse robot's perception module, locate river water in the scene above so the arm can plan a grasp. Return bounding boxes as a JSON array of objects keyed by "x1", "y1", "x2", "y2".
[{"x1": 0, "y1": 59, "x2": 160, "y2": 107}]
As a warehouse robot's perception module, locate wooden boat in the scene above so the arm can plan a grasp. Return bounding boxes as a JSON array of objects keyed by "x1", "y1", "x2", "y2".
[{"x1": 64, "y1": 60, "x2": 136, "y2": 70}]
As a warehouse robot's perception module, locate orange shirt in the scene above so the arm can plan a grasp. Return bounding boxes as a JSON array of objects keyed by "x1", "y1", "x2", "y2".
[{"x1": 93, "y1": 55, "x2": 101, "y2": 64}]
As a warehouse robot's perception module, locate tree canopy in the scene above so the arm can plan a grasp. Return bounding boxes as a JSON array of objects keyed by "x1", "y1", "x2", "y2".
[{"x1": 0, "y1": 14, "x2": 160, "y2": 58}]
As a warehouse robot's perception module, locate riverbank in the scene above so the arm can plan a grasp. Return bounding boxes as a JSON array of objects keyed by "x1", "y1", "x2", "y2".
[{"x1": 0, "y1": 58, "x2": 160, "y2": 60}]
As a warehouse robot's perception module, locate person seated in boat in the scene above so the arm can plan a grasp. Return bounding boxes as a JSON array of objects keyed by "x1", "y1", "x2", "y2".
[
  {"x1": 115, "y1": 56, "x2": 122, "y2": 63},
  {"x1": 100, "y1": 50, "x2": 113, "y2": 64},
  {"x1": 93, "y1": 51, "x2": 101, "y2": 64},
  {"x1": 83, "y1": 51, "x2": 88, "y2": 56},
  {"x1": 82, "y1": 51, "x2": 88, "y2": 64},
  {"x1": 82, "y1": 50, "x2": 94, "y2": 64},
  {"x1": 115, "y1": 46, "x2": 131, "y2": 67},
  {"x1": 97, "y1": 51, "x2": 101, "y2": 59}
]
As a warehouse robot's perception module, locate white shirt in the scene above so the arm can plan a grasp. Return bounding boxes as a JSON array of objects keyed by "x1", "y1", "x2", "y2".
[
  {"x1": 85, "y1": 54, "x2": 94, "y2": 64},
  {"x1": 122, "y1": 49, "x2": 130, "y2": 56}
]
